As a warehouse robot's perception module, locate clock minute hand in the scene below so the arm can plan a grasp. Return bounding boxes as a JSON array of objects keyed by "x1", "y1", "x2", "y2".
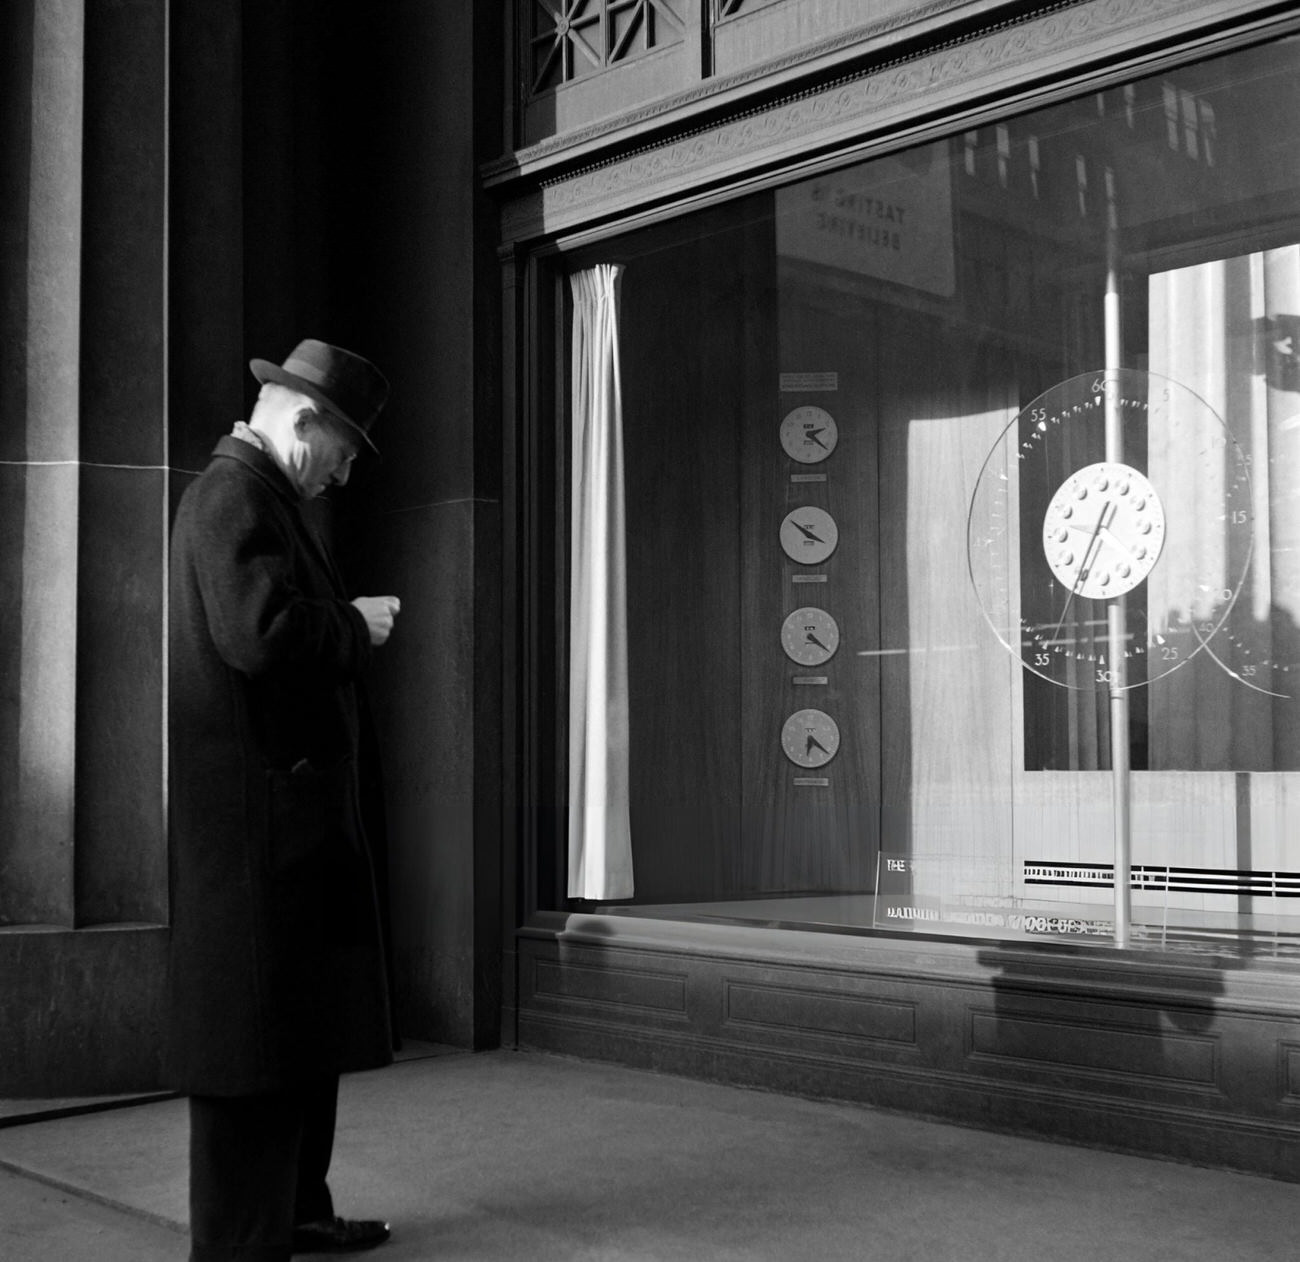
[
  {"x1": 1096, "y1": 522, "x2": 1141, "y2": 561},
  {"x1": 1063, "y1": 517, "x2": 1138, "y2": 561},
  {"x1": 1046, "y1": 500, "x2": 1114, "y2": 650},
  {"x1": 1072, "y1": 500, "x2": 1115, "y2": 586}
]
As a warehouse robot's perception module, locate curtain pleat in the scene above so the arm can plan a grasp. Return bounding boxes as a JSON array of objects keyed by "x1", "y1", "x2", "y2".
[
  {"x1": 567, "y1": 264, "x2": 634, "y2": 900},
  {"x1": 1148, "y1": 247, "x2": 1300, "y2": 770}
]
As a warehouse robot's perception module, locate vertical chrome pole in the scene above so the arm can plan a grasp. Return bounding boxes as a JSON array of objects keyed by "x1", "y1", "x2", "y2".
[{"x1": 1104, "y1": 173, "x2": 1131, "y2": 948}]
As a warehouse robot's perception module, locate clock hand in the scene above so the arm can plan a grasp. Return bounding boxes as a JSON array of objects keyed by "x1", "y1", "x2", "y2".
[
  {"x1": 793, "y1": 521, "x2": 825, "y2": 543},
  {"x1": 807, "y1": 428, "x2": 829, "y2": 449},
  {"x1": 1096, "y1": 523, "x2": 1144, "y2": 561},
  {"x1": 805, "y1": 734, "x2": 830, "y2": 757},
  {"x1": 805, "y1": 632, "x2": 830, "y2": 651},
  {"x1": 1046, "y1": 500, "x2": 1114, "y2": 649},
  {"x1": 1060, "y1": 519, "x2": 1141, "y2": 561}
]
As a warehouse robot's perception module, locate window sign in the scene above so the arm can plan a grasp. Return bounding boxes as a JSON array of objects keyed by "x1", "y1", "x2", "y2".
[{"x1": 775, "y1": 143, "x2": 956, "y2": 298}]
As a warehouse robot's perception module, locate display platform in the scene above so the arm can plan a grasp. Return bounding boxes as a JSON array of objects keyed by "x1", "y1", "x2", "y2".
[{"x1": 599, "y1": 893, "x2": 1300, "y2": 963}]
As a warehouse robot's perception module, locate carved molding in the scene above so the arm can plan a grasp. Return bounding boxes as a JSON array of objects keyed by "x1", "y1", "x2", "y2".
[
  {"x1": 526, "y1": 0, "x2": 687, "y2": 95},
  {"x1": 499, "y1": 0, "x2": 1283, "y2": 243},
  {"x1": 492, "y1": 0, "x2": 1018, "y2": 177},
  {"x1": 515, "y1": 927, "x2": 1300, "y2": 1179},
  {"x1": 723, "y1": 979, "x2": 920, "y2": 1046},
  {"x1": 531, "y1": 949, "x2": 690, "y2": 1016}
]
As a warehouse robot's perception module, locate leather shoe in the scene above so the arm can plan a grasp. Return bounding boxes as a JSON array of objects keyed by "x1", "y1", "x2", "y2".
[{"x1": 291, "y1": 1216, "x2": 391, "y2": 1253}]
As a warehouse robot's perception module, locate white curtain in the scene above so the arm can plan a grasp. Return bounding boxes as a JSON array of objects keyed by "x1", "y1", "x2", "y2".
[
  {"x1": 567, "y1": 264, "x2": 634, "y2": 899},
  {"x1": 1148, "y1": 246, "x2": 1300, "y2": 770}
]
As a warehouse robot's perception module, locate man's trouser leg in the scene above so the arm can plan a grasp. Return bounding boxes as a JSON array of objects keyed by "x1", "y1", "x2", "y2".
[
  {"x1": 188, "y1": 1078, "x2": 338, "y2": 1261},
  {"x1": 292, "y1": 1076, "x2": 339, "y2": 1226}
]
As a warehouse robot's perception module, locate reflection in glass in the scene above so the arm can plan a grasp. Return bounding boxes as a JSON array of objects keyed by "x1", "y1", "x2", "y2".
[{"x1": 552, "y1": 36, "x2": 1300, "y2": 953}]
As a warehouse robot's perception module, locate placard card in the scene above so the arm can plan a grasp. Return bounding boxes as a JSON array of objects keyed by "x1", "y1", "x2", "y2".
[
  {"x1": 779, "y1": 372, "x2": 838, "y2": 392},
  {"x1": 776, "y1": 141, "x2": 956, "y2": 298},
  {"x1": 874, "y1": 854, "x2": 1113, "y2": 938}
]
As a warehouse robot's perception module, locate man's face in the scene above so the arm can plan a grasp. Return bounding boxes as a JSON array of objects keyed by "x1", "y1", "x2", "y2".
[{"x1": 294, "y1": 411, "x2": 360, "y2": 498}]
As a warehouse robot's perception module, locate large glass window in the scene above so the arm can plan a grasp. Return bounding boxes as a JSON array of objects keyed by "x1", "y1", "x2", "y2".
[{"x1": 547, "y1": 36, "x2": 1300, "y2": 955}]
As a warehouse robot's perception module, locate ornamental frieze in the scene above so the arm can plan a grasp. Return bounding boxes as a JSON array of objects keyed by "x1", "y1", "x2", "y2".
[{"x1": 500, "y1": 0, "x2": 1269, "y2": 243}]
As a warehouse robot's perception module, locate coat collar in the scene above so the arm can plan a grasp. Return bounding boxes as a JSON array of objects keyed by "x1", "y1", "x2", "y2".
[
  {"x1": 211, "y1": 434, "x2": 300, "y2": 504},
  {"x1": 209, "y1": 435, "x2": 347, "y2": 594}
]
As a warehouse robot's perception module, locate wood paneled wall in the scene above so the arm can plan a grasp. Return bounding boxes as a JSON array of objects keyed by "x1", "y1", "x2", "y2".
[
  {"x1": 741, "y1": 268, "x2": 881, "y2": 893},
  {"x1": 517, "y1": 913, "x2": 1300, "y2": 1181},
  {"x1": 617, "y1": 210, "x2": 760, "y2": 902},
  {"x1": 615, "y1": 202, "x2": 887, "y2": 901}
]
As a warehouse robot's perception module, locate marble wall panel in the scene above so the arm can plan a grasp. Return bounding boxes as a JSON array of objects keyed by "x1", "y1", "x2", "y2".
[
  {"x1": 0, "y1": 463, "x2": 78, "y2": 927},
  {"x1": 74, "y1": 465, "x2": 167, "y2": 926}
]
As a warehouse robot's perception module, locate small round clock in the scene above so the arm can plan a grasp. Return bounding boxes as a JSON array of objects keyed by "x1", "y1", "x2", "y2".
[
  {"x1": 1042, "y1": 462, "x2": 1166, "y2": 600},
  {"x1": 780, "y1": 406, "x2": 839, "y2": 464},
  {"x1": 780, "y1": 506, "x2": 838, "y2": 565},
  {"x1": 967, "y1": 369, "x2": 1253, "y2": 690},
  {"x1": 781, "y1": 709, "x2": 840, "y2": 768},
  {"x1": 781, "y1": 607, "x2": 840, "y2": 666}
]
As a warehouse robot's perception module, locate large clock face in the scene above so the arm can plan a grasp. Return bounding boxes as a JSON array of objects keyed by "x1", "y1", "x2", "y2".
[
  {"x1": 1042, "y1": 462, "x2": 1165, "y2": 600},
  {"x1": 781, "y1": 708, "x2": 840, "y2": 768},
  {"x1": 780, "y1": 506, "x2": 838, "y2": 565},
  {"x1": 967, "y1": 369, "x2": 1253, "y2": 690},
  {"x1": 781, "y1": 607, "x2": 840, "y2": 666},
  {"x1": 780, "y1": 406, "x2": 839, "y2": 463}
]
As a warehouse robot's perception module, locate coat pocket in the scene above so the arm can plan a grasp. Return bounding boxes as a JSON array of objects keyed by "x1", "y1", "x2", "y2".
[{"x1": 265, "y1": 757, "x2": 352, "y2": 875}]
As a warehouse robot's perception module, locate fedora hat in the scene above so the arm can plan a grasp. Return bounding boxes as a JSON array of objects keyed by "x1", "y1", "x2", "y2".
[{"x1": 250, "y1": 338, "x2": 389, "y2": 453}]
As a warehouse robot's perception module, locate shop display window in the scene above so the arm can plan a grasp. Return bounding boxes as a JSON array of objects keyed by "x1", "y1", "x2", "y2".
[{"x1": 544, "y1": 35, "x2": 1300, "y2": 955}]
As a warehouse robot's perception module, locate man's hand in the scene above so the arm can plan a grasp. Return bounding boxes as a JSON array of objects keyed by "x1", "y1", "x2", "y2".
[{"x1": 352, "y1": 595, "x2": 401, "y2": 646}]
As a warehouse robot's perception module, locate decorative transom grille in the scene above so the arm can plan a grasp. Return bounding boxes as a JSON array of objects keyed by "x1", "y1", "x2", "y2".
[{"x1": 529, "y1": 0, "x2": 686, "y2": 93}]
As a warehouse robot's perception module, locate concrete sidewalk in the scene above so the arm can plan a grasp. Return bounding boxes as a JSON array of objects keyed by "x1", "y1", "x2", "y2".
[{"x1": 1, "y1": 1046, "x2": 1295, "y2": 1260}]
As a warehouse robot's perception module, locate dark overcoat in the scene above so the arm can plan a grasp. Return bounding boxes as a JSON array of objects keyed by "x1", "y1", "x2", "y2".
[{"x1": 166, "y1": 435, "x2": 393, "y2": 1096}]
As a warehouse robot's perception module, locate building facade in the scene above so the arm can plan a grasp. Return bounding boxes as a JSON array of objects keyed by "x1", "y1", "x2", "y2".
[
  {"x1": 4, "y1": 0, "x2": 1300, "y2": 1181},
  {"x1": 491, "y1": 0, "x2": 1300, "y2": 1180}
]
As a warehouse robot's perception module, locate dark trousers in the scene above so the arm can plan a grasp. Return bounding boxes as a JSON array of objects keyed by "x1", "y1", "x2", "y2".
[{"x1": 188, "y1": 1077, "x2": 339, "y2": 1262}]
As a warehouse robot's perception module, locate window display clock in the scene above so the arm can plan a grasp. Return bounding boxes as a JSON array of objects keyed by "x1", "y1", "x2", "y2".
[
  {"x1": 781, "y1": 607, "x2": 840, "y2": 666},
  {"x1": 780, "y1": 506, "x2": 838, "y2": 565},
  {"x1": 967, "y1": 369, "x2": 1253, "y2": 689},
  {"x1": 780, "y1": 406, "x2": 839, "y2": 463},
  {"x1": 781, "y1": 708, "x2": 840, "y2": 768},
  {"x1": 1041, "y1": 462, "x2": 1165, "y2": 599}
]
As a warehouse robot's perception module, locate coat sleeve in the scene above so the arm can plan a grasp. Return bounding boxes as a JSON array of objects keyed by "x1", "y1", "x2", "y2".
[{"x1": 189, "y1": 471, "x2": 372, "y2": 683}]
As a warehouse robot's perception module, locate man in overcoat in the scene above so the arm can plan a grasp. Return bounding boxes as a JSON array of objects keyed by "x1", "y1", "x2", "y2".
[{"x1": 168, "y1": 339, "x2": 401, "y2": 1259}]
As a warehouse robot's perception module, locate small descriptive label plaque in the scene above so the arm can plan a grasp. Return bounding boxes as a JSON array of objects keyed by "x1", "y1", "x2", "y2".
[
  {"x1": 793, "y1": 777, "x2": 830, "y2": 787},
  {"x1": 792, "y1": 675, "x2": 828, "y2": 686},
  {"x1": 790, "y1": 473, "x2": 827, "y2": 484},
  {"x1": 792, "y1": 574, "x2": 828, "y2": 584},
  {"x1": 780, "y1": 372, "x2": 839, "y2": 393}
]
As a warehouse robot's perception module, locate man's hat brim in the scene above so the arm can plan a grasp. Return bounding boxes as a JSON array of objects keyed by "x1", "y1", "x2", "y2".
[{"x1": 250, "y1": 358, "x2": 381, "y2": 454}]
